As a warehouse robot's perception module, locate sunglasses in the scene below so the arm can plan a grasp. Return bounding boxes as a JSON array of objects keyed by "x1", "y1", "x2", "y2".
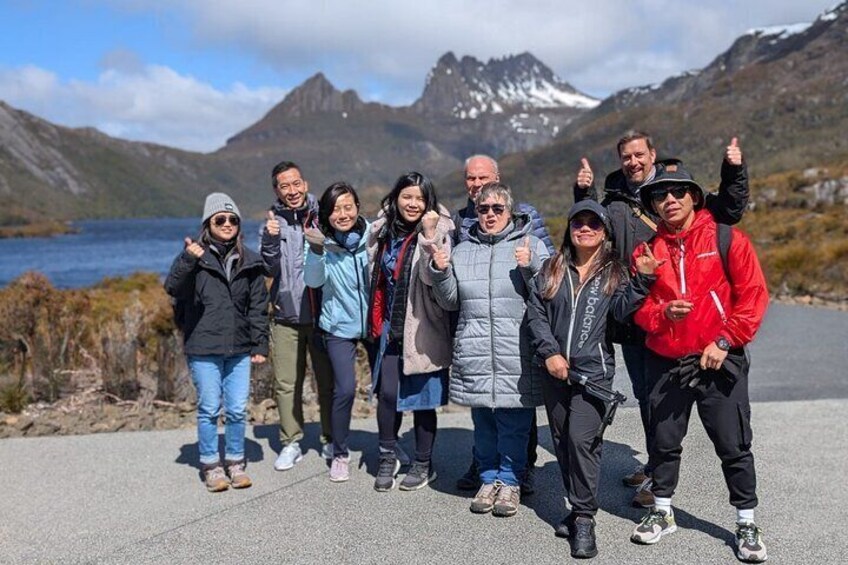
[
  {"x1": 212, "y1": 214, "x2": 240, "y2": 227},
  {"x1": 476, "y1": 204, "x2": 507, "y2": 216},
  {"x1": 570, "y1": 217, "x2": 604, "y2": 231},
  {"x1": 650, "y1": 185, "x2": 689, "y2": 203}
]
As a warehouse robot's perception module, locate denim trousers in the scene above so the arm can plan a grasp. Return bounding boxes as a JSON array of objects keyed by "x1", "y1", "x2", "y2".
[
  {"x1": 471, "y1": 407, "x2": 535, "y2": 486},
  {"x1": 188, "y1": 354, "x2": 251, "y2": 466}
]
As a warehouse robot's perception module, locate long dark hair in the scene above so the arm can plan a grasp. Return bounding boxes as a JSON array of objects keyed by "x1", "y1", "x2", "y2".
[
  {"x1": 380, "y1": 171, "x2": 439, "y2": 236},
  {"x1": 541, "y1": 215, "x2": 624, "y2": 300},
  {"x1": 318, "y1": 181, "x2": 361, "y2": 235}
]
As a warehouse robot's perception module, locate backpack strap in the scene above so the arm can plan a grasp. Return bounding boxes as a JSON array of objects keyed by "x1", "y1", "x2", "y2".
[{"x1": 716, "y1": 223, "x2": 733, "y2": 283}]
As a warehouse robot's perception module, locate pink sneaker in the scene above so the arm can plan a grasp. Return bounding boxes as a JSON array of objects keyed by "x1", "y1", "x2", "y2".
[{"x1": 329, "y1": 456, "x2": 350, "y2": 482}]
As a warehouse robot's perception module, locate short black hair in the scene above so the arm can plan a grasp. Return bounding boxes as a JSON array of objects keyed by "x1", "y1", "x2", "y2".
[{"x1": 271, "y1": 161, "x2": 301, "y2": 187}]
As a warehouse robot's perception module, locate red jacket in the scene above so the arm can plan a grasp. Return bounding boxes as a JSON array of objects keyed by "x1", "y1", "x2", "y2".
[{"x1": 632, "y1": 209, "x2": 769, "y2": 359}]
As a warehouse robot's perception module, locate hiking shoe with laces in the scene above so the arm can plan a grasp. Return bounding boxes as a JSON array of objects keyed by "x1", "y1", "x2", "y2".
[
  {"x1": 520, "y1": 466, "x2": 536, "y2": 496},
  {"x1": 570, "y1": 516, "x2": 598, "y2": 559},
  {"x1": 202, "y1": 463, "x2": 230, "y2": 493},
  {"x1": 631, "y1": 508, "x2": 677, "y2": 544},
  {"x1": 469, "y1": 483, "x2": 500, "y2": 514},
  {"x1": 274, "y1": 442, "x2": 303, "y2": 471},
  {"x1": 225, "y1": 460, "x2": 252, "y2": 489},
  {"x1": 632, "y1": 477, "x2": 655, "y2": 508},
  {"x1": 736, "y1": 522, "x2": 768, "y2": 562},
  {"x1": 623, "y1": 464, "x2": 649, "y2": 487},
  {"x1": 399, "y1": 461, "x2": 437, "y2": 491},
  {"x1": 492, "y1": 483, "x2": 521, "y2": 517},
  {"x1": 456, "y1": 459, "x2": 480, "y2": 491},
  {"x1": 373, "y1": 453, "x2": 400, "y2": 492},
  {"x1": 329, "y1": 456, "x2": 350, "y2": 482}
]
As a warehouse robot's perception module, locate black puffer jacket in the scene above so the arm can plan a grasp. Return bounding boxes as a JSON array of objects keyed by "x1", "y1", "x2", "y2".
[{"x1": 165, "y1": 245, "x2": 270, "y2": 357}]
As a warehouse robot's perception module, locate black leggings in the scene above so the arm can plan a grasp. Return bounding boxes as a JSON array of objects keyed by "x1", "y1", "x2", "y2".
[
  {"x1": 325, "y1": 334, "x2": 375, "y2": 458},
  {"x1": 377, "y1": 341, "x2": 437, "y2": 463}
]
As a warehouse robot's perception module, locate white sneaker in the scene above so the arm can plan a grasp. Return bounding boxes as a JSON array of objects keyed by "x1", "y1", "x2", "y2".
[
  {"x1": 321, "y1": 443, "x2": 334, "y2": 460},
  {"x1": 274, "y1": 442, "x2": 303, "y2": 471},
  {"x1": 395, "y1": 443, "x2": 411, "y2": 466}
]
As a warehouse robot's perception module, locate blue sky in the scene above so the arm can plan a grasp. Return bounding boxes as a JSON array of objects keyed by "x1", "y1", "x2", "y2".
[{"x1": 0, "y1": 0, "x2": 839, "y2": 152}]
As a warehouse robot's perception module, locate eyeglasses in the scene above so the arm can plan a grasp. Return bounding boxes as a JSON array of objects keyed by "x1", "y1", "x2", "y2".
[
  {"x1": 650, "y1": 185, "x2": 689, "y2": 203},
  {"x1": 476, "y1": 204, "x2": 506, "y2": 216},
  {"x1": 212, "y1": 214, "x2": 240, "y2": 227},
  {"x1": 570, "y1": 217, "x2": 604, "y2": 231}
]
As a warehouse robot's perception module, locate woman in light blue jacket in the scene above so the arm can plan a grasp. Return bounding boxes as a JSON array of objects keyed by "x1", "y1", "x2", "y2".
[{"x1": 304, "y1": 182, "x2": 372, "y2": 483}]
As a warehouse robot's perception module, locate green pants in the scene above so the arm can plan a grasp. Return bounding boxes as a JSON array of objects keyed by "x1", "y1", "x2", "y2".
[{"x1": 270, "y1": 323, "x2": 334, "y2": 446}]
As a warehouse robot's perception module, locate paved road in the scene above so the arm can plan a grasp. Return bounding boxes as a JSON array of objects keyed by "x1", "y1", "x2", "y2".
[{"x1": 1, "y1": 304, "x2": 846, "y2": 564}]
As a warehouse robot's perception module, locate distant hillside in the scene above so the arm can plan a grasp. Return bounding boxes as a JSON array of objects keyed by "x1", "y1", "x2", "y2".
[{"x1": 495, "y1": 3, "x2": 848, "y2": 216}]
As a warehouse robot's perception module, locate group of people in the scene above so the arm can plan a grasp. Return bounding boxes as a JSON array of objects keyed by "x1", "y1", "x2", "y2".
[{"x1": 164, "y1": 130, "x2": 769, "y2": 562}]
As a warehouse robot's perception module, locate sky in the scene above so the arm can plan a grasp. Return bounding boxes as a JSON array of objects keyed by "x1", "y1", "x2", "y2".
[{"x1": 0, "y1": 0, "x2": 839, "y2": 153}]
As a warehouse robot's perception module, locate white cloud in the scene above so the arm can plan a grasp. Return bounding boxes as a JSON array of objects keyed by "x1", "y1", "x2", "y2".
[{"x1": 0, "y1": 61, "x2": 286, "y2": 152}]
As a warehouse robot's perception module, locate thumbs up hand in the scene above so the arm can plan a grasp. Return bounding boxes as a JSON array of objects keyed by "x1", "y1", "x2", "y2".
[
  {"x1": 265, "y1": 210, "x2": 280, "y2": 237},
  {"x1": 515, "y1": 236, "x2": 532, "y2": 267},
  {"x1": 184, "y1": 237, "x2": 204, "y2": 258},
  {"x1": 421, "y1": 210, "x2": 440, "y2": 240},
  {"x1": 725, "y1": 137, "x2": 743, "y2": 166},
  {"x1": 576, "y1": 157, "x2": 594, "y2": 189}
]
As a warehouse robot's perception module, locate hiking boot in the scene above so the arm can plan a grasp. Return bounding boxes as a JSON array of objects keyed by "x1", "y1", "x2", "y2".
[
  {"x1": 469, "y1": 483, "x2": 500, "y2": 514},
  {"x1": 631, "y1": 508, "x2": 677, "y2": 544},
  {"x1": 520, "y1": 466, "x2": 536, "y2": 496},
  {"x1": 321, "y1": 443, "x2": 334, "y2": 460},
  {"x1": 456, "y1": 459, "x2": 480, "y2": 491},
  {"x1": 632, "y1": 478, "x2": 655, "y2": 508},
  {"x1": 555, "y1": 513, "x2": 575, "y2": 538},
  {"x1": 202, "y1": 463, "x2": 230, "y2": 493},
  {"x1": 373, "y1": 453, "x2": 400, "y2": 492},
  {"x1": 225, "y1": 460, "x2": 252, "y2": 489},
  {"x1": 622, "y1": 464, "x2": 649, "y2": 487},
  {"x1": 736, "y1": 522, "x2": 768, "y2": 563},
  {"x1": 492, "y1": 483, "x2": 521, "y2": 517},
  {"x1": 570, "y1": 516, "x2": 598, "y2": 559},
  {"x1": 399, "y1": 461, "x2": 437, "y2": 491},
  {"x1": 329, "y1": 456, "x2": 350, "y2": 483},
  {"x1": 274, "y1": 442, "x2": 303, "y2": 471}
]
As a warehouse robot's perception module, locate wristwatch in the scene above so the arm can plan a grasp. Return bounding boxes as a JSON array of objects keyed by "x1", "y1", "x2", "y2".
[{"x1": 715, "y1": 336, "x2": 731, "y2": 351}]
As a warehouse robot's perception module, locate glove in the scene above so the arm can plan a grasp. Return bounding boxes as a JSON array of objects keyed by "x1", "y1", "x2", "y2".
[{"x1": 668, "y1": 354, "x2": 702, "y2": 388}]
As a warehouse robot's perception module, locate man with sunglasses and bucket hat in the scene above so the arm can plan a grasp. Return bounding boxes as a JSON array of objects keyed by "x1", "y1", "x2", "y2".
[
  {"x1": 626, "y1": 163, "x2": 769, "y2": 563},
  {"x1": 573, "y1": 131, "x2": 749, "y2": 508}
]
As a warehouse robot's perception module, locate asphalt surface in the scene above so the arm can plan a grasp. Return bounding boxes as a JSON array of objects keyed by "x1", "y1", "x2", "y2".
[{"x1": 1, "y1": 303, "x2": 846, "y2": 564}]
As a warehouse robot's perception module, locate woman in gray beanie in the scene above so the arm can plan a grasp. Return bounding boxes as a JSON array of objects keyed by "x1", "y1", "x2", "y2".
[
  {"x1": 525, "y1": 200, "x2": 657, "y2": 558},
  {"x1": 165, "y1": 192, "x2": 281, "y2": 492}
]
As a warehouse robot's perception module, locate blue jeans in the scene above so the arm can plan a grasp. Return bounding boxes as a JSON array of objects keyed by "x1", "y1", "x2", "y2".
[
  {"x1": 471, "y1": 407, "x2": 535, "y2": 486},
  {"x1": 188, "y1": 354, "x2": 251, "y2": 466}
]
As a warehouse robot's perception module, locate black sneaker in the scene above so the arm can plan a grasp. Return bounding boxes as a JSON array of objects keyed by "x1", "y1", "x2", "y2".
[
  {"x1": 456, "y1": 459, "x2": 480, "y2": 490},
  {"x1": 373, "y1": 454, "x2": 400, "y2": 492},
  {"x1": 570, "y1": 516, "x2": 598, "y2": 559},
  {"x1": 399, "y1": 461, "x2": 437, "y2": 491},
  {"x1": 520, "y1": 466, "x2": 536, "y2": 496}
]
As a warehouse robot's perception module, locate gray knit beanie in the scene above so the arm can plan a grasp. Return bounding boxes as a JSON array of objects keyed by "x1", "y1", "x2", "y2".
[{"x1": 202, "y1": 192, "x2": 241, "y2": 224}]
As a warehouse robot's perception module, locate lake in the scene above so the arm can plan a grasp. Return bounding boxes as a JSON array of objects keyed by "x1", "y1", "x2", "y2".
[{"x1": 0, "y1": 217, "x2": 263, "y2": 289}]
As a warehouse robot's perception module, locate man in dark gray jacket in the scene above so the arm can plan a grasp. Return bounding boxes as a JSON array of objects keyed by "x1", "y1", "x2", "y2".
[{"x1": 261, "y1": 161, "x2": 334, "y2": 472}]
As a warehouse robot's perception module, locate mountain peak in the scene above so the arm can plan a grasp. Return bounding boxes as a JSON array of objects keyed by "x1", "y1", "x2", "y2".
[
  {"x1": 414, "y1": 51, "x2": 599, "y2": 118},
  {"x1": 273, "y1": 72, "x2": 364, "y2": 118}
]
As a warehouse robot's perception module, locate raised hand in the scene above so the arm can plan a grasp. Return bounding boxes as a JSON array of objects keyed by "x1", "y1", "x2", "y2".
[
  {"x1": 725, "y1": 137, "x2": 743, "y2": 166},
  {"x1": 515, "y1": 236, "x2": 532, "y2": 267},
  {"x1": 304, "y1": 227, "x2": 325, "y2": 254},
  {"x1": 265, "y1": 210, "x2": 280, "y2": 237},
  {"x1": 576, "y1": 157, "x2": 594, "y2": 189},
  {"x1": 635, "y1": 242, "x2": 665, "y2": 275},
  {"x1": 421, "y1": 210, "x2": 440, "y2": 239},
  {"x1": 184, "y1": 237, "x2": 204, "y2": 258},
  {"x1": 545, "y1": 354, "x2": 570, "y2": 381},
  {"x1": 431, "y1": 244, "x2": 450, "y2": 272}
]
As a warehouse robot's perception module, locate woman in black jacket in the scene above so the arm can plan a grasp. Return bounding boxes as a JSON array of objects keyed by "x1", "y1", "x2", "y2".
[
  {"x1": 526, "y1": 200, "x2": 656, "y2": 558},
  {"x1": 165, "y1": 193, "x2": 280, "y2": 493}
]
